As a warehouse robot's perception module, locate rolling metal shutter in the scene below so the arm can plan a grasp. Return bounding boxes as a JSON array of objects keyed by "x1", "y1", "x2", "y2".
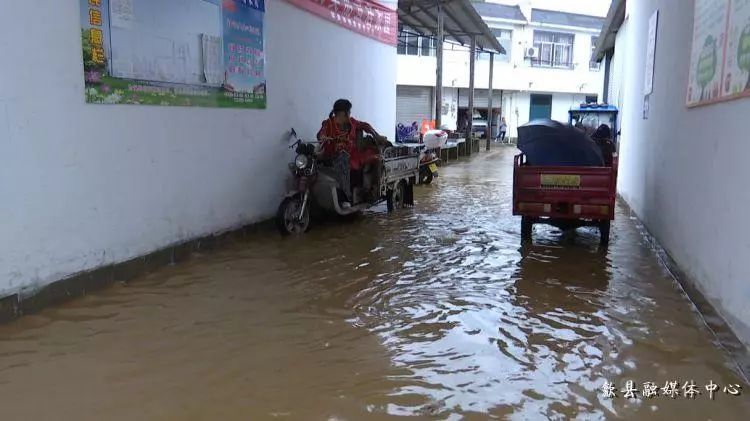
[{"x1": 396, "y1": 86, "x2": 433, "y2": 125}]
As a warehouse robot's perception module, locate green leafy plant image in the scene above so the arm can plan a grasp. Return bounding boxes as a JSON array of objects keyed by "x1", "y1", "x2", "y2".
[
  {"x1": 737, "y1": 22, "x2": 750, "y2": 90},
  {"x1": 697, "y1": 35, "x2": 718, "y2": 101}
]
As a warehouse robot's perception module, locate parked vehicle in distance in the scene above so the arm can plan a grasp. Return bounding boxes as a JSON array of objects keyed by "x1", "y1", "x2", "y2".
[
  {"x1": 418, "y1": 147, "x2": 440, "y2": 184},
  {"x1": 471, "y1": 112, "x2": 487, "y2": 138},
  {"x1": 418, "y1": 130, "x2": 446, "y2": 184},
  {"x1": 569, "y1": 103, "x2": 619, "y2": 142}
]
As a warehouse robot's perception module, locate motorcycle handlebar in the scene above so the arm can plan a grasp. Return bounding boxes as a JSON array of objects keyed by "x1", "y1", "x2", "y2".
[
  {"x1": 289, "y1": 128, "x2": 328, "y2": 149},
  {"x1": 289, "y1": 128, "x2": 356, "y2": 150}
]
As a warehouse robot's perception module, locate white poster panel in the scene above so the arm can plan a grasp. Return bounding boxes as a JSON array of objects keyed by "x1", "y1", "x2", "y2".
[{"x1": 644, "y1": 10, "x2": 659, "y2": 95}]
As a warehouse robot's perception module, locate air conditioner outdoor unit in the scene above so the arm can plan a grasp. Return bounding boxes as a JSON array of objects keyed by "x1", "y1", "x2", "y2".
[{"x1": 525, "y1": 47, "x2": 538, "y2": 59}]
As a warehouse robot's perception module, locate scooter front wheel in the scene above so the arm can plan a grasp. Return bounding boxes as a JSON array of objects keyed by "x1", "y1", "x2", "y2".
[
  {"x1": 419, "y1": 169, "x2": 434, "y2": 184},
  {"x1": 276, "y1": 196, "x2": 310, "y2": 236}
]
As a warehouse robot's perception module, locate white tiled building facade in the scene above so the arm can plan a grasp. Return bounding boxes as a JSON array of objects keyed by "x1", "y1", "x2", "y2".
[{"x1": 396, "y1": 1, "x2": 607, "y2": 138}]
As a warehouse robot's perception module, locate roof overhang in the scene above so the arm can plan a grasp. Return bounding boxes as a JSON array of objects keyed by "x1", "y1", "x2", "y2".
[
  {"x1": 397, "y1": 0, "x2": 506, "y2": 55},
  {"x1": 529, "y1": 21, "x2": 602, "y2": 35},
  {"x1": 593, "y1": 0, "x2": 626, "y2": 62},
  {"x1": 483, "y1": 17, "x2": 528, "y2": 26}
]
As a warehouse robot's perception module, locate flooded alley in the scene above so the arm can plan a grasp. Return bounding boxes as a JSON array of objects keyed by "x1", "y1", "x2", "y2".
[{"x1": 0, "y1": 148, "x2": 747, "y2": 420}]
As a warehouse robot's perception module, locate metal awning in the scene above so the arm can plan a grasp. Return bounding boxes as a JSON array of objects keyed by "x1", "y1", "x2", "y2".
[
  {"x1": 593, "y1": 0, "x2": 625, "y2": 62},
  {"x1": 397, "y1": 0, "x2": 506, "y2": 54}
]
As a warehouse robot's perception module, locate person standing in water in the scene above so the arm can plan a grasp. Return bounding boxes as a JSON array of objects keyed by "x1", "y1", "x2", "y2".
[
  {"x1": 494, "y1": 116, "x2": 508, "y2": 143},
  {"x1": 498, "y1": 117, "x2": 508, "y2": 143}
]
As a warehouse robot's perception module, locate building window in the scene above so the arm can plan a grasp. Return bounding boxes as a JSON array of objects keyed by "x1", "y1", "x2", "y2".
[
  {"x1": 590, "y1": 36, "x2": 601, "y2": 70},
  {"x1": 479, "y1": 28, "x2": 512, "y2": 62},
  {"x1": 397, "y1": 29, "x2": 407, "y2": 55},
  {"x1": 494, "y1": 28, "x2": 512, "y2": 62},
  {"x1": 421, "y1": 35, "x2": 435, "y2": 57},
  {"x1": 398, "y1": 27, "x2": 435, "y2": 57},
  {"x1": 532, "y1": 31, "x2": 574, "y2": 68}
]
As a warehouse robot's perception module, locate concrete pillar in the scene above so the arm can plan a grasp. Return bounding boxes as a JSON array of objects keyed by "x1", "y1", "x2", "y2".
[
  {"x1": 466, "y1": 35, "x2": 476, "y2": 155},
  {"x1": 487, "y1": 52, "x2": 494, "y2": 151},
  {"x1": 500, "y1": 89, "x2": 504, "y2": 141},
  {"x1": 434, "y1": 5, "x2": 444, "y2": 128}
]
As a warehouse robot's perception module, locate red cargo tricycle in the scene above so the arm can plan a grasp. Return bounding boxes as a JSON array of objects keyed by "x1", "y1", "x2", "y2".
[
  {"x1": 512, "y1": 153, "x2": 618, "y2": 245},
  {"x1": 513, "y1": 104, "x2": 619, "y2": 245}
]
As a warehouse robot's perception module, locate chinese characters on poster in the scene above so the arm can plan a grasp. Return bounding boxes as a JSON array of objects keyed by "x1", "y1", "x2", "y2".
[{"x1": 284, "y1": 0, "x2": 397, "y2": 45}]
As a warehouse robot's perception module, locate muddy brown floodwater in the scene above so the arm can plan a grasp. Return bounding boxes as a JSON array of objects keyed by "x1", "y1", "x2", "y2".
[{"x1": 1, "y1": 148, "x2": 748, "y2": 420}]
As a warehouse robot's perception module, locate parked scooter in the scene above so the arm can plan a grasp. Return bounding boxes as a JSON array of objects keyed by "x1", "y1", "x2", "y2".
[
  {"x1": 418, "y1": 129, "x2": 448, "y2": 184},
  {"x1": 276, "y1": 128, "x2": 419, "y2": 235},
  {"x1": 418, "y1": 147, "x2": 440, "y2": 184}
]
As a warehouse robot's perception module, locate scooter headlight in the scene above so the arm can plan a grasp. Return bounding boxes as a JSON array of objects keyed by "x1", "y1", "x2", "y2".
[{"x1": 294, "y1": 154, "x2": 309, "y2": 169}]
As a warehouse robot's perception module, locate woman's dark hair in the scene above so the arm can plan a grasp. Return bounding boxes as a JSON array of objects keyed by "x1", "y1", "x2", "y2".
[
  {"x1": 591, "y1": 124, "x2": 611, "y2": 140},
  {"x1": 330, "y1": 99, "x2": 352, "y2": 119}
]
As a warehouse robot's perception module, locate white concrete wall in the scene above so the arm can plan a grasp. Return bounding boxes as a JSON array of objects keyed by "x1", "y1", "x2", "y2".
[
  {"x1": 603, "y1": 18, "x2": 629, "y2": 136},
  {"x1": 613, "y1": 0, "x2": 750, "y2": 348},
  {"x1": 440, "y1": 88, "x2": 459, "y2": 131},
  {"x1": 0, "y1": 0, "x2": 397, "y2": 298},
  {"x1": 551, "y1": 93, "x2": 589, "y2": 121},
  {"x1": 398, "y1": 54, "x2": 437, "y2": 87},
  {"x1": 505, "y1": 92, "x2": 531, "y2": 138}
]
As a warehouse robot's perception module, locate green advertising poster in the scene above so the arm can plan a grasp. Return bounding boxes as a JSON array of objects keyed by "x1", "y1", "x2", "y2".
[
  {"x1": 724, "y1": 0, "x2": 750, "y2": 96},
  {"x1": 688, "y1": 0, "x2": 750, "y2": 107},
  {"x1": 686, "y1": 0, "x2": 727, "y2": 106},
  {"x1": 80, "y1": 0, "x2": 266, "y2": 108}
]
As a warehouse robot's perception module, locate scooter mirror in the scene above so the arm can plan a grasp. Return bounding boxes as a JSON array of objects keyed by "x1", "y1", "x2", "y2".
[{"x1": 290, "y1": 128, "x2": 297, "y2": 138}]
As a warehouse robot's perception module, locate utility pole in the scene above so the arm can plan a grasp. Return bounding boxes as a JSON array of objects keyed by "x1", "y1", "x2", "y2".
[
  {"x1": 487, "y1": 52, "x2": 494, "y2": 151},
  {"x1": 500, "y1": 89, "x2": 504, "y2": 143},
  {"x1": 434, "y1": 4, "x2": 444, "y2": 128},
  {"x1": 467, "y1": 35, "x2": 476, "y2": 155}
]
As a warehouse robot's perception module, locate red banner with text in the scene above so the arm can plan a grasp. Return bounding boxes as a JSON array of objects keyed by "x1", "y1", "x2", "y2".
[{"x1": 285, "y1": 0, "x2": 397, "y2": 46}]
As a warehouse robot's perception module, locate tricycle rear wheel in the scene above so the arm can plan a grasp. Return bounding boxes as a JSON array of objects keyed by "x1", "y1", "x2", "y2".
[
  {"x1": 405, "y1": 181, "x2": 414, "y2": 206},
  {"x1": 387, "y1": 181, "x2": 405, "y2": 212},
  {"x1": 521, "y1": 216, "x2": 533, "y2": 242},
  {"x1": 599, "y1": 220, "x2": 611, "y2": 245}
]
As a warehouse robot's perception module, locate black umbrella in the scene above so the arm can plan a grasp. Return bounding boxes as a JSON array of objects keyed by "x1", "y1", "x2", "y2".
[{"x1": 517, "y1": 119, "x2": 604, "y2": 167}]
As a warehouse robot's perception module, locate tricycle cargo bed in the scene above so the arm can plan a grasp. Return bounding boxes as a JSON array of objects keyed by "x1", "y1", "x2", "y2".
[
  {"x1": 382, "y1": 145, "x2": 420, "y2": 159},
  {"x1": 512, "y1": 153, "x2": 618, "y2": 221},
  {"x1": 383, "y1": 154, "x2": 419, "y2": 183}
]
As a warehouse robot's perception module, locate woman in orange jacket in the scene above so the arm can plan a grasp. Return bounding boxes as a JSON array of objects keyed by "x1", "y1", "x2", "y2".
[{"x1": 317, "y1": 99, "x2": 381, "y2": 205}]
